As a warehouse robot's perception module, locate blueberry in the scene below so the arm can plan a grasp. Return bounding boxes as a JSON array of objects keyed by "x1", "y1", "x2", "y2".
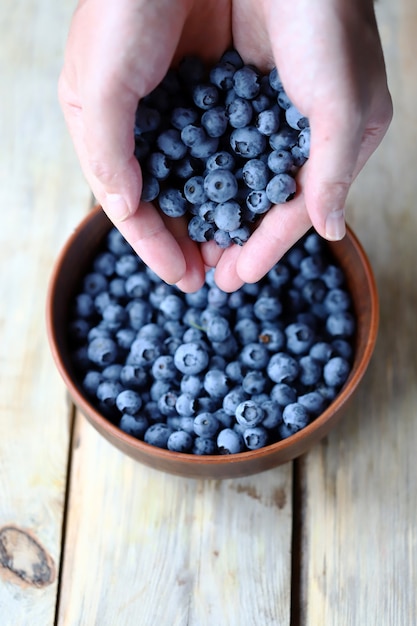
[
  {"x1": 127, "y1": 300, "x2": 152, "y2": 330},
  {"x1": 282, "y1": 402, "x2": 310, "y2": 433},
  {"x1": 151, "y1": 355, "x2": 177, "y2": 381},
  {"x1": 188, "y1": 216, "x2": 215, "y2": 242},
  {"x1": 135, "y1": 103, "x2": 161, "y2": 134},
  {"x1": 201, "y1": 106, "x2": 228, "y2": 137},
  {"x1": 96, "y1": 380, "x2": 123, "y2": 408},
  {"x1": 266, "y1": 173, "x2": 296, "y2": 204},
  {"x1": 209, "y1": 61, "x2": 236, "y2": 90},
  {"x1": 116, "y1": 389, "x2": 142, "y2": 415},
  {"x1": 223, "y1": 387, "x2": 248, "y2": 416},
  {"x1": 82, "y1": 370, "x2": 103, "y2": 396},
  {"x1": 193, "y1": 412, "x2": 220, "y2": 438},
  {"x1": 242, "y1": 159, "x2": 269, "y2": 190},
  {"x1": 213, "y1": 200, "x2": 241, "y2": 232},
  {"x1": 298, "y1": 355, "x2": 322, "y2": 387},
  {"x1": 258, "y1": 326, "x2": 285, "y2": 352},
  {"x1": 267, "y1": 149, "x2": 294, "y2": 174},
  {"x1": 189, "y1": 135, "x2": 219, "y2": 159},
  {"x1": 144, "y1": 423, "x2": 173, "y2": 448},
  {"x1": 106, "y1": 228, "x2": 132, "y2": 257},
  {"x1": 234, "y1": 399, "x2": 264, "y2": 427},
  {"x1": 156, "y1": 128, "x2": 187, "y2": 160},
  {"x1": 203, "y1": 369, "x2": 229, "y2": 398},
  {"x1": 298, "y1": 127, "x2": 311, "y2": 158},
  {"x1": 269, "y1": 67, "x2": 283, "y2": 92},
  {"x1": 146, "y1": 151, "x2": 171, "y2": 179},
  {"x1": 204, "y1": 169, "x2": 238, "y2": 203},
  {"x1": 331, "y1": 339, "x2": 353, "y2": 360},
  {"x1": 128, "y1": 337, "x2": 162, "y2": 368},
  {"x1": 256, "y1": 107, "x2": 280, "y2": 135},
  {"x1": 158, "y1": 390, "x2": 179, "y2": 416},
  {"x1": 277, "y1": 90, "x2": 293, "y2": 110},
  {"x1": 220, "y1": 49, "x2": 244, "y2": 69},
  {"x1": 206, "y1": 151, "x2": 236, "y2": 172},
  {"x1": 253, "y1": 296, "x2": 282, "y2": 321},
  {"x1": 180, "y1": 124, "x2": 207, "y2": 148},
  {"x1": 159, "y1": 294, "x2": 185, "y2": 320},
  {"x1": 226, "y1": 97, "x2": 253, "y2": 128},
  {"x1": 119, "y1": 414, "x2": 149, "y2": 438},
  {"x1": 230, "y1": 225, "x2": 251, "y2": 246},
  {"x1": 309, "y1": 341, "x2": 334, "y2": 363},
  {"x1": 192, "y1": 83, "x2": 219, "y2": 109},
  {"x1": 324, "y1": 288, "x2": 351, "y2": 314},
  {"x1": 246, "y1": 190, "x2": 272, "y2": 215},
  {"x1": 217, "y1": 428, "x2": 244, "y2": 454},
  {"x1": 124, "y1": 272, "x2": 151, "y2": 298},
  {"x1": 214, "y1": 229, "x2": 232, "y2": 248},
  {"x1": 87, "y1": 336, "x2": 118, "y2": 366},
  {"x1": 243, "y1": 426, "x2": 269, "y2": 450},
  {"x1": 167, "y1": 430, "x2": 194, "y2": 453},
  {"x1": 69, "y1": 318, "x2": 90, "y2": 343},
  {"x1": 174, "y1": 342, "x2": 209, "y2": 375},
  {"x1": 73, "y1": 293, "x2": 95, "y2": 318},
  {"x1": 291, "y1": 145, "x2": 308, "y2": 168},
  {"x1": 285, "y1": 104, "x2": 309, "y2": 130},
  {"x1": 83, "y1": 272, "x2": 108, "y2": 297},
  {"x1": 225, "y1": 360, "x2": 245, "y2": 384},
  {"x1": 184, "y1": 176, "x2": 207, "y2": 205},
  {"x1": 242, "y1": 370, "x2": 266, "y2": 395},
  {"x1": 192, "y1": 437, "x2": 216, "y2": 455},
  {"x1": 261, "y1": 400, "x2": 283, "y2": 429},
  {"x1": 233, "y1": 66, "x2": 261, "y2": 99},
  {"x1": 285, "y1": 322, "x2": 315, "y2": 355},
  {"x1": 267, "y1": 352, "x2": 299, "y2": 384},
  {"x1": 141, "y1": 175, "x2": 160, "y2": 202},
  {"x1": 269, "y1": 127, "x2": 299, "y2": 151},
  {"x1": 240, "y1": 342, "x2": 270, "y2": 370},
  {"x1": 158, "y1": 188, "x2": 188, "y2": 217},
  {"x1": 323, "y1": 356, "x2": 351, "y2": 387},
  {"x1": 175, "y1": 392, "x2": 198, "y2": 417},
  {"x1": 298, "y1": 391, "x2": 327, "y2": 416},
  {"x1": 171, "y1": 107, "x2": 199, "y2": 130},
  {"x1": 120, "y1": 364, "x2": 149, "y2": 389},
  {"x1": 230, "y1": 126, "x2": 267, "y2": 158},
  {"x1": 115, "y1": 254, "x2": 140, "y2": 278},
  {"x1": 206, "y1": 315, "x2": 230, "y2": 342},
  {"x1": 102, "y1": 363, "x2": 123, "y2": 381},
  {"x1": 326, "y1": 312, "x2": 356, "y2": 337}
]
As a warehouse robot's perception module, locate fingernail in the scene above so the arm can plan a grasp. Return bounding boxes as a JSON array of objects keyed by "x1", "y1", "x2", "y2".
[
  {"x1": 105, "y1": 193, "x2": 130, "y2": 222},
  {"x1": 325, "y1": 209, "x2": 346, "y2": 240}
]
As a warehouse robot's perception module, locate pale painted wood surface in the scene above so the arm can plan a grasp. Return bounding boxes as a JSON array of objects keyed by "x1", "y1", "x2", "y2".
[
  {"x1": 1, "y1": 0, "x2": 417, "y2": 624},
  {"x1": 0, "y1": 1, "x2": 90, "y2": 625},
  {"x1": 299, "y1": 1, "x2": 417, "y2": 624}
]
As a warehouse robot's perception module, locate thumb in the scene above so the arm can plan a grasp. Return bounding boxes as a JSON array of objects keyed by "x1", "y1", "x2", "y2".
[{"x1": 302, "y1": 107, "x2": 364, "y2": 241}]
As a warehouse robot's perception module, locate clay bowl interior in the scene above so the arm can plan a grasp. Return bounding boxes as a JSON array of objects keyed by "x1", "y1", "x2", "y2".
[{"x1": 46, "y1": 206, "x2": 378, "y2": 479}]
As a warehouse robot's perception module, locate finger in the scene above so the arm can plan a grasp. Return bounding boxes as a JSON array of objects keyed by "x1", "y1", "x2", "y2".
[
  {"x1": 233, "y1": 194, "x2": 311, "y2": 285},
  {"x1": 212, "y1": 243, "x2": 246, "y2": 292}
]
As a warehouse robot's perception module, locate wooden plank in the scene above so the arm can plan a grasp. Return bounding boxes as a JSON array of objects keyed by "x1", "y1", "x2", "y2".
[
  {"x1": 0, "y1": 1, "x2": 91, "y2": 624},
  {"x1": 298, "y1": 0, "x2": 417, "y2": 623},
  {"x1": 57, "y1": 416, "x2": 293, "y2": 626}
]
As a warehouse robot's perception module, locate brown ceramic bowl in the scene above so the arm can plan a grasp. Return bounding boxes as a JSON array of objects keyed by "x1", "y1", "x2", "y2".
[{"x1": 46, "y1": 206, "x2": 378, "y2": 479}]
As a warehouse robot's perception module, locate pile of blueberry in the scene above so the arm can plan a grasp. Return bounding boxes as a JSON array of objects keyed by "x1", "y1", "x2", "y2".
[
  {"x1": 68, "y1": 226, "x2": 355, "y2": 455},
  {"x1": 135, "y1": 49, "x2": 310, "y2": 247}
]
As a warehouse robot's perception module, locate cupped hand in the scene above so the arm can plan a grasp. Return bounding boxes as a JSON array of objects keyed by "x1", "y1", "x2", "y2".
[{"x1": 59, "y1": 0, "x2": 392, "y2": 293}]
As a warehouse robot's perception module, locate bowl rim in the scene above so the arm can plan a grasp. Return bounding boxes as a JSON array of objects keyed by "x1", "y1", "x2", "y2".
[{"x1": 46, "y1": 206, "x2": 379, "y2": 468}]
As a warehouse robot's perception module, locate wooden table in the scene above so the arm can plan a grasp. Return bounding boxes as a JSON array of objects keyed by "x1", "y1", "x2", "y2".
[{"x1": 1, "y1": 1, "x2": 416, "y2": 624}]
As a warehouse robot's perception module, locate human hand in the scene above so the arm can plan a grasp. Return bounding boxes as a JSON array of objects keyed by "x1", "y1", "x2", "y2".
[
  {"x1": 58, "y1": 0, "x2": 231, "y2": 292},
  {"x1": 209, "y1": 0, "x2": 393, "y2": 290},
  {"x1": 59, "y1": 0, "x2": 392, "y2": 293}
]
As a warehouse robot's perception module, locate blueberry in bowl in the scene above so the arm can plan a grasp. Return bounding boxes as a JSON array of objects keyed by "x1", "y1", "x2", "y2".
[{"x1": 46, "y1": 206, "x2": 378, "y2": 478}]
